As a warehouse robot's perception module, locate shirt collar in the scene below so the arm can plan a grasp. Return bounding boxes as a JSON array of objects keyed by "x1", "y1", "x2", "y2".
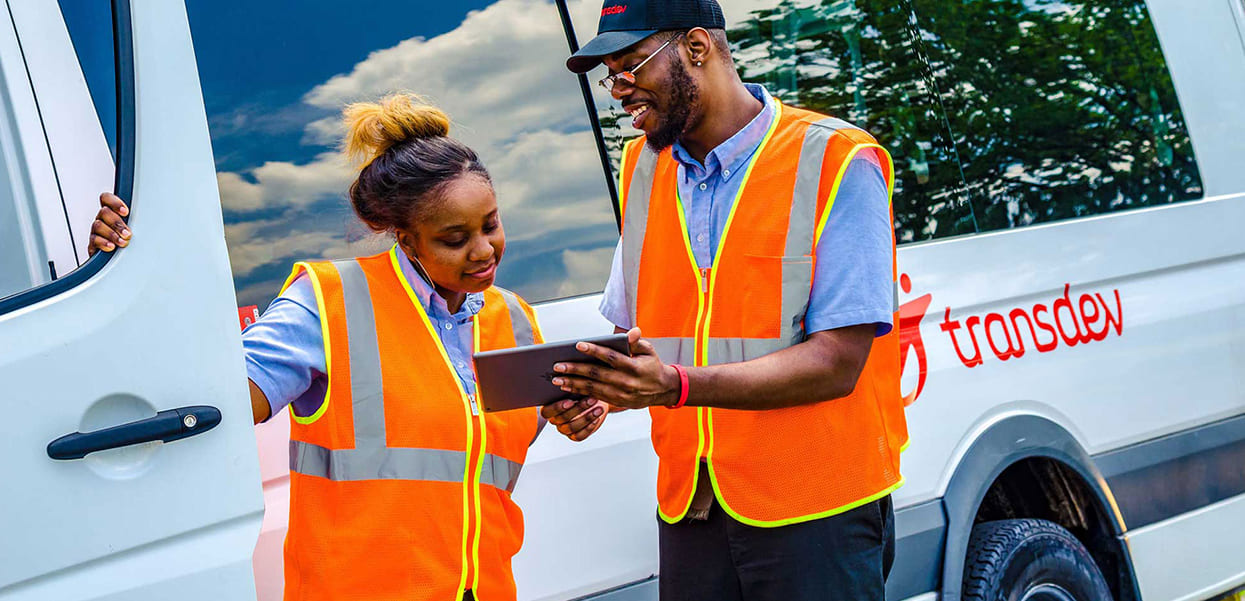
[
  {"x1": 391, "y1": 245, "x2": 484, "y2": 321},
  {"x1": 671, "y1": 83, "x2": 775, "y2": 180}
]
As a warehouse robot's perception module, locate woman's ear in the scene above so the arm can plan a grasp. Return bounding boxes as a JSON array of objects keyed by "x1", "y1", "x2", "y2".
[{"x1": 394, "y1": 228, "x2": 418, "y2": 261}]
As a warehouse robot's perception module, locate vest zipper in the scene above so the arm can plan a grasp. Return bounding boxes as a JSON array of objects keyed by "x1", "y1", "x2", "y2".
[
  {"x1": 468, "y1": 393, "x2": 479, "y2": 416},
  {"x1": 699, "y1": 267, "x2": 711, "y2": 293}
]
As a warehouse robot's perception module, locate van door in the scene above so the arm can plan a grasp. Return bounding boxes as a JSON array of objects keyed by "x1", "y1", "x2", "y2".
[{"x1": 0, "y1": 1, "x2": 263, "y2": 599}]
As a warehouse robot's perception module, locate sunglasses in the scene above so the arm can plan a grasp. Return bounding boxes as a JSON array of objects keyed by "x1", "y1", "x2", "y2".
[{"x1": 598, "y1": 32, "x2": 685, "y2": 92}]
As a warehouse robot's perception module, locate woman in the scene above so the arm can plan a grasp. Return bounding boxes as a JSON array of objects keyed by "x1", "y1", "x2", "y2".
[{"x1": 89, "y1": 93, "x2": 605, "y2": 601}]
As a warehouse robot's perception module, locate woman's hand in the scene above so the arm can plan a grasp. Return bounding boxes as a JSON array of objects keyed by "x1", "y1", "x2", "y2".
[
  {"x1": 88, "y1": 193, "x2": 131, "y2": 255},
  {"x1": 541, "y1": 397, "x2": 608, "y2": 442}
]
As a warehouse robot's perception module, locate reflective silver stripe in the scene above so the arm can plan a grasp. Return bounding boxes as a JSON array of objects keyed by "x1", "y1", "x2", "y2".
[
  {"x1": 289, "y1": 260, "x2": 527, "y2": 492},
  {"x1": 495, "y1": 287, "x2": 535, "y2": 346},
  {"x1": 649, "y1": 337, "x2": 696, "y2": 365},
  {"x1": 706, "y1": 338, "x2": 790, "y2": 364},
  {"x1": 623, "y1": 121, "x2": 848, "y2": 366},
  {"x1": 291, "y1": 440, "x2": 522, "y2": 492},
  {"x1": 291, "y1": 439, "x2": 464, "y2": 482},
  {"x1": 333, "y1": 260, "x2": 385, "y2": 447},
  {"x1": 480, "y1": 453, "x2": 525, "y2": 493},
  {"x1": 816, "y1": 117, "x2": 866, "y2": 133},
  {"x1": 651, "y1": 337, "x2": 791, "y2": 365},
  {"x1": 779, "y1": 120, "x2": 845, "y2": 347},
  {"x1": 621, "y1": 147, "x2": 658, "y2": 327}
]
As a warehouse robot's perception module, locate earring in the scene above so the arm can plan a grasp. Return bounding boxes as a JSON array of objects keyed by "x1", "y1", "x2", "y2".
[{"x1": 695, "y1": 60, "x2": 703, "y2": 67}]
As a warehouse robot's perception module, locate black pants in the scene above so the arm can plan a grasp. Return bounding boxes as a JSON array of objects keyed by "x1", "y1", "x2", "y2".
[{"x1": 658, "y1": 496, "x2": 895, "y2": 601}]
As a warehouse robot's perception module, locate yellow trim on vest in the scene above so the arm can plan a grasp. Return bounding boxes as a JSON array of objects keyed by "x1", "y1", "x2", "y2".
[
  {"x1": 697, "y1": 106, "x2": 781, "y2": 518},
  {"x1": 715, "y1": 469, "x2": 905, "y2": 528},
  {"x1": 618, "y1": 139, "x2": 636, "y2": 216},
  {"x1": 900, "y1": 438, "x2": 911, "y2": 453},
  {"x1": 656, "y1": 195, "x2": 707, "y2": 524},
  {"x1": 282, "y1": 262, "x2": 332, "y2": 425},
  {"x1": 813, "y1": 143, "x2": 895, "y2": 248},
  {"x1": 658, "y1": 105, "x2": 783, "y2": 525},
  {"x1": 469, "y1": 314, "x2": 486, "y2": 593},
  {"x1": 387, "y1": 246, "x2": 479, "y2": 597}
]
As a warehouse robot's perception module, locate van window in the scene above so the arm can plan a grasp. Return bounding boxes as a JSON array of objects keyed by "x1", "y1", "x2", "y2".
[
  {"x1": 187, "y1": 0, "x2": 619, "y2": 310},
  {"x1": 571, "y1": 0, "x2": 1202, "y2": 245},
  {"x1": 0, "y1": 2, "x2": 118, "y2": 303},
  {"x1": 722, "y1": 0, "x2": 978, "y2": 243},
  {"x1": 570, "y1": 0, "x2": 979, "y2": 244},
  {"x1": 59, "y1": 1, "x2": 117, "y2": 156},
  {"x1": 913, "y1": 0, "x2": 1203, "y2": 231}
]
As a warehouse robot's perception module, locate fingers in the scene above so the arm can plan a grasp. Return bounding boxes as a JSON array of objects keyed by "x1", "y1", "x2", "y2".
[
  {"x1": 565, "y1": 340, "x2": 629, "y2": 370},
  {"x1": 100, "y1": 192, "x2": 129, "y2": 217},
  {"x1": 551, "y1": 374, "x2": 625, "y2": 404},
  {"x1": 556, "y1": 400, "x2": 607, "y2": 442},
  {"x1": 541, "y1": 398, "x2": 595, "y2": 425},
  {"x1": 573, "y1": 404, "x2": 609, "y2": 442},
  {"x1": 89, "y1": 218, "x2": 124, "y2": 254},
  {"x1": 87, "y1": 193, "x2": 131, "y2": 255}
]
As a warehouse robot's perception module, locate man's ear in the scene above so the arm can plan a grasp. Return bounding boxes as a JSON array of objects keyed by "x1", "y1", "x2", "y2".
[{"x1": 685, "y1": 27, "x2": 713, "y2": 65}]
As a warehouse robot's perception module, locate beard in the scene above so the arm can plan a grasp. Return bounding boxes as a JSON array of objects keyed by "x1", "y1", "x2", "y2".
[{"x1": 644, "y1": 57, "x2": 700, "y2": 152}]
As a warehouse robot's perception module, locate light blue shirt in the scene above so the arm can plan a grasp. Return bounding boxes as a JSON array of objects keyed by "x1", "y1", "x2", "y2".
[
  {"x1": 242, "y1": 248, "x2": 484, "y2": 421},
  {"x1": 600, "y1": 84, "x2": 895, "y2": 337}
]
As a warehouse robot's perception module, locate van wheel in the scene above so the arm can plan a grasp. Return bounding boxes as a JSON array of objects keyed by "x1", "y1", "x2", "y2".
[{"x1": 963, "y1": 518, "x2": 1112, "y2": 601}]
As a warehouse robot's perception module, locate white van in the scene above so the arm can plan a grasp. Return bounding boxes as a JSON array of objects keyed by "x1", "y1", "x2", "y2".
[{"x1": 2, "y1": 1, "x2": 1243, "y2": 600}]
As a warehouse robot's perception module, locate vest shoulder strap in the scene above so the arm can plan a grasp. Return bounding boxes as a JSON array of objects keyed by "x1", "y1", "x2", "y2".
[{"x1": 486, "y1": 286, "x2": 540, "y2": 346}]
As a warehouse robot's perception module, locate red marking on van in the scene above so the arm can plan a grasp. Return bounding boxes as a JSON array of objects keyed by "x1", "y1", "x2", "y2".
[
  {"x1": 940, "y1": 283, "x2": 1123, "y2": 368},
  {"x1": 239, "y1": 305, "x2": 259, "y2": 331},
  {"x1": 898, "y1": 273, "x2": 931, "y2": 406}
]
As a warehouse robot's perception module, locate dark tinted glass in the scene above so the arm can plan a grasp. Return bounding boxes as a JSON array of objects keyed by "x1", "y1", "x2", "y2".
[
  {"x1": 187, "y1": 0, "x2": 618, "y2": 310},
  {"x1": 725, "y1": 0, "x2": 978, "y2": 242},
  {"x1": 59, "y1": 0, "x2": 117, "y2": 157},
  {"x1": 914, "y1": 0, "x2": 1202, "y2": 231}
]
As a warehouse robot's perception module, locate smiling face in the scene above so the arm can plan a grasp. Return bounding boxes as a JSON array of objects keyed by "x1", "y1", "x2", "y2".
[
  {"x1": 604, "y1": 33, "x2": 703, "y2": 151},
  {"x1": 395, "y1": 175, "x2": 505, "y2": 300}
]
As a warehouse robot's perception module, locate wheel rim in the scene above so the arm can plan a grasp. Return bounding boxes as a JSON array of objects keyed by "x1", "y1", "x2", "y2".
[{"x1": 1021, "y1": 583, "x2": 1079, "y2": 601}]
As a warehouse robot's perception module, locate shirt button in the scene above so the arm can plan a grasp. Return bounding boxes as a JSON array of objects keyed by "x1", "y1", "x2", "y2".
[
  {"x1": 444, "y1": 322, "x2": 453, "y2": 330},
  {"x1": 457, "y1": 361, "x2": 467, "y2": 369},
  {"x1": 696, "y1": 233, "x2": 706, "y2": 243},
  {"x1": 723, "y1": 169, "x2": 731, "y2": 177},
  {"x1": 698, "y1": 183, "x2": 707, "y2": 191}
]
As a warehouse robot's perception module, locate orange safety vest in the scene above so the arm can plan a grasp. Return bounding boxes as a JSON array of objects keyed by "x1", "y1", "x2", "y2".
[
  {"x1": 280, "y1": 247, "x2": 541, "y2": 601},
  {"x1": 617, "y1": 102, "x2": 909, "y2": 527}
]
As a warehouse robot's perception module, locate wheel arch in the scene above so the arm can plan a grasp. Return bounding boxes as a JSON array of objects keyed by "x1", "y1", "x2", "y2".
[{"x1": 939, "y1": 414, "x2": 1140, "y2": 601}]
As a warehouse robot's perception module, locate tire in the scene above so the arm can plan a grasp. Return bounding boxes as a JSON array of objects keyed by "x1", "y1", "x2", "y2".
[{"x1": 963, "y1": 518, "x2": 1113, "y2": 601}]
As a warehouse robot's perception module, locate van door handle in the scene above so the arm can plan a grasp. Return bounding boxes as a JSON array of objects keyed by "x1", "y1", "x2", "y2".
[{"x1": 47, "y1": 405, "x2": 222, "y2": 460}]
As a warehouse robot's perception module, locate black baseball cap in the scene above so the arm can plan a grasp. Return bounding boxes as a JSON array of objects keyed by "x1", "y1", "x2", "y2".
[{"x1": 566, "y1": 0, "x2": 726, "y2": 74}]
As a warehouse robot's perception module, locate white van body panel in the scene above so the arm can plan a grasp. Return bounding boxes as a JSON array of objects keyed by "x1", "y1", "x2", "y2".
[
  {"x1": 1126, "y1": 492, "x2": 1245, "y2": 601},
  {"x1": 0, "y1": 1, "x2": 263, "y2": 599}
]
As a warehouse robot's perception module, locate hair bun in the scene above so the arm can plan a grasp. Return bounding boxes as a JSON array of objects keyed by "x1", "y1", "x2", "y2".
[{"x1": 343, "y1": 93, "x2": 451, "y2": 169}]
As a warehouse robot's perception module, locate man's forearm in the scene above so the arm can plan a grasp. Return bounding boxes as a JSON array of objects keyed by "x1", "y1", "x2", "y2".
[{"x1": 681, "y1": 325, "x2": 875, "y2": 411}]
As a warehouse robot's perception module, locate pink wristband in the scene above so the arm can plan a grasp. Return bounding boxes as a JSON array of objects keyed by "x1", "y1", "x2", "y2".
[{"x1": 668, "y1": 364, "x2": 689, "y2": 409}]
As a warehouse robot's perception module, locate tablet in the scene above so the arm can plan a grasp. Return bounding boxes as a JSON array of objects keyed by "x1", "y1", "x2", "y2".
[{"x1": 473, "y1": 333, "x2": 631, "y2": 413}]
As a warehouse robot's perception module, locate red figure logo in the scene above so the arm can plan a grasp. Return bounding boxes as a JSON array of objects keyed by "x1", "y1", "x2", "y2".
[
  {"x1": 602, "y1": 5, "x2": 627, "y2": 16},
  {"x1": 238, "y1": 305, "x2": 259, "y2": 331},
  {"x1": 898, "y1": 273, "x2": 931, "y2": 406}
]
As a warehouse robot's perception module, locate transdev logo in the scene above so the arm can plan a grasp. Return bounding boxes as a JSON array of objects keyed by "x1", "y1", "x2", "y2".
[
  {"x1": 602, "y1": 5, "x2": 628, "y2": 16},
  {"x1": 898, "y1": 276, "x2": 1125, "y2": 406}
]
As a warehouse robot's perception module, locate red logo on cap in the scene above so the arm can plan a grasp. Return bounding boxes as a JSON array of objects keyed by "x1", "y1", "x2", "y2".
[{"x1": 602, "y1": 5, "x2": 627, "y2": 16}]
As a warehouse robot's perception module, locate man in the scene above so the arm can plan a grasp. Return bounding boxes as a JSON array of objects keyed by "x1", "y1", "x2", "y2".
[{"x1": 543, "y1": 0, "x2": 909, "y2": 599}]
